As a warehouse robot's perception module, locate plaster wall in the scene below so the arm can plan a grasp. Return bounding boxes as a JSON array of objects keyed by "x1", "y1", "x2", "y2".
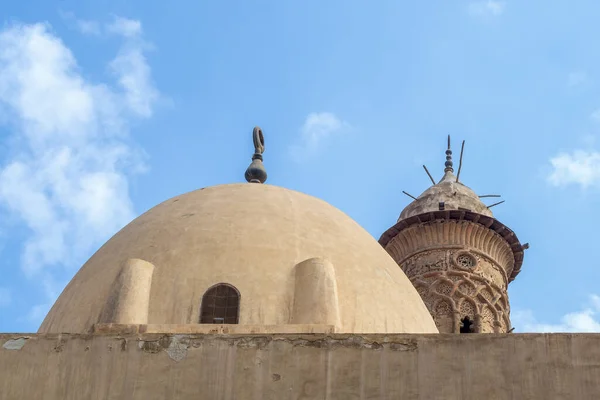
[
  {"x1": 98, "y1": 258, "x2": 155, "y2": 325},
  {"x1": 2, "y1": 333, "x2": 600, "y2": 400}
]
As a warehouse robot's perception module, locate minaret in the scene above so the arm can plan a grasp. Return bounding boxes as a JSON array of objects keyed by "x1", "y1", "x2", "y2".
[{"x1": 379, "y1": 137, "x2": 527, "y2": 333}]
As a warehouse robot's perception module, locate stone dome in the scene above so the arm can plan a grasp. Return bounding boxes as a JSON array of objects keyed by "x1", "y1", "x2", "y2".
[
  {"x1": 40, "y1": 183, "x2": 438, "y2": 334},
  {"x1": 399, "y1": 170, "x2": 492, "y2": 221}
]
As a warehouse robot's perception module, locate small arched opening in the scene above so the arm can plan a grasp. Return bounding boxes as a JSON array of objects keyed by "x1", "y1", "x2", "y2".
[
  {"x1": 199, "y1": 283, "x2": 240, "y2": 324},
  {"x1": 460, "y1": 316, "x2": 475, "y2": 333}
]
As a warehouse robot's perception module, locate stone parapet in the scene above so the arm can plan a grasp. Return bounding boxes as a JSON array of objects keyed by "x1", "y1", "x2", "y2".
[
  {"x1": 2, "y1": 333, "x2": 600, "y2": 399},
  {"x1": 92, "y1": 323, "x2": 336, "y2": 335}
]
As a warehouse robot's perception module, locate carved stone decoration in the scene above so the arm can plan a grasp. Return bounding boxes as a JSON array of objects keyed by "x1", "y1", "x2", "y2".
[
  {"x1": 454, "y1": 251, "x2": 477, "y2": 269},
  {"x1": 411, "y1": 270, "x2": 509, "y2": 333},
  {"x1": 383, "y1": 219, "x2": 515, "y2": 333}
]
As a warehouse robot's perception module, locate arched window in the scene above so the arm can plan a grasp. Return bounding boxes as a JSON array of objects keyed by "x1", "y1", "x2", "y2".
[
  {"x1": 460, "y1": 316, "x2": 474, "y2": 333},
  {"x1": 199, "y1": 283, "x2": 240, "y2": 324}
]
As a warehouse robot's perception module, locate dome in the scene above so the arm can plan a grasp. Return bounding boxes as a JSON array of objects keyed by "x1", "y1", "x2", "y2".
[
  {"x1": 40, "y1": 183, "x2": 438, "y2": 334},
  {"x1": 399, "y1": 170, "x2": 492, "y2": 221}
]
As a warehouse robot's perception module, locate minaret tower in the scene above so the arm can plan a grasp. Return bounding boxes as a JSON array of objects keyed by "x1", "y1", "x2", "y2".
[{"x1": 379, "y1": 137, "x2": 527, "y2": 333}]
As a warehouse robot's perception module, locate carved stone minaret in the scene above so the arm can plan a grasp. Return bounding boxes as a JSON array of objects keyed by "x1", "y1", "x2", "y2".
[{"x1": 379, "y1": 137, "x2": 526, "y2": 333}]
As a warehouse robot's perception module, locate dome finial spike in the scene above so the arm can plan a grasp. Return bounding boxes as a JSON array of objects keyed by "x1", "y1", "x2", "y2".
[
  {"x1": 455, "y1": 140, "x2": 465, "y2": 182},
  {"x1": 422, "y1": 165, "x2": 436, "y2": 185},
  {"x1": 244, "y1": 126, "x2": 267, "y2": 184},
  {"x1": 444, "y1": 135, "x2": 454, "y2": 173}
]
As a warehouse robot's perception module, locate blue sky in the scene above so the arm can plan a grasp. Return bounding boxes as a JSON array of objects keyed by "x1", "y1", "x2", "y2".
[{"x1": 1, "y1": 0, "x2": 600, "y2": 333}]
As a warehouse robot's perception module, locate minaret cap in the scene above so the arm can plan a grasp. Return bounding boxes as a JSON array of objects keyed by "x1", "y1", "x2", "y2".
[{"x1": 244, "y1": 126, "x2": 267, "y2": 184}]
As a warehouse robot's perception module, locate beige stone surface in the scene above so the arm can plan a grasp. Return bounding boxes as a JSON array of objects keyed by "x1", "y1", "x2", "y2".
[
  {"x1": 399, "y1": 171, "x2": 492, "y2": 221},
  {"x1": 291, "y1": 257, "x2": 341, "y2": 328},
  {"x1": 92, "y1": 323, "x2": 337, "y2": 334},
  {"x1": 40, "y1": 183, "x2": 437, "y2": 334},
  {"x1": 2, "y1": 333, "x2": 600, "y2": 400},
  {"x1": 98, "y1": 258, "x2": 155, "y2": 325}
]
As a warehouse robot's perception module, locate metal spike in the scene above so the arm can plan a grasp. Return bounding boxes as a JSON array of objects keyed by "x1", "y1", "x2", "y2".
[
  {"x1": 423, "y1": 165, "x2": 436, "y2": 185},
  {"x1": 402, "y1": 191, "x2": 418, "y2": 200},
  {"x1": 487, "y1": 200, "x2": 506, "y2": 209},
  {"x1": 456, "y1": 140, "x2": 465, "y2": 182}
]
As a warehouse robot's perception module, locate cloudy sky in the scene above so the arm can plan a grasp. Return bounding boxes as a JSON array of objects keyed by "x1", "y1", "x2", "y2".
[{"x1": 1, "y1": 1, "x2": 600, "y2": 333}]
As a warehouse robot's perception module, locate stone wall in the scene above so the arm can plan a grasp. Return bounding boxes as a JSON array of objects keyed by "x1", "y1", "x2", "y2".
[{"x1": 2, "y1": 332, "x2": 600, "y2": 399}]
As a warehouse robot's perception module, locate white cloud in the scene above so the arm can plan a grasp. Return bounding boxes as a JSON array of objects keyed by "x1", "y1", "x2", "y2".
[
  {"x1": 513, "y1": 295, "x2": 600, "y2": 332},
  {"x1": 58, "y1": 14, "x2": 158, "y2": 117},
  {"x1": 547, "y1": 150, "x2": 600, "y2": 188},
  {"x1": 61, "y1": 13, "x2": 142, "y2": 38},
  {"x1": 78, "y1": 21, "x2": 101, "y2": 36},
  {"x1": 21, "y1": 274, "x2": 64, "y2": 323},
  {"x1": 468, "y1": 1, "x2": 506, "y2": 17},
  {"x1": 290, "y1": 112, "x2": 350, "y2": 159},
  {"x1": 0, "y1": 288, "x2": 11, "y2": 307},
  {"x1": 110, "y1": 41, "x2": 158, "y2": 117},
  {"x1": 26, "y1": 303, "x2": 50, "y2": 323},
  {"x1": 567, "y1": 71, "x2": 589, "y2": 88},
  {"x1": 0, "y1": 20, "x2": 158, "y2": 324},
  {"x1": 59, "y1": 11, "x2": 101, "y2": 36},
  {"x1": 569, "y1": 72, "x2": 589, "y2": 88},
  {"x1": 107, "y1": 16, "x2": 142, "y2": 38}
]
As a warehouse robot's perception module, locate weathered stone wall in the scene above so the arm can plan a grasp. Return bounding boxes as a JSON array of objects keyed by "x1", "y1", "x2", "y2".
[
  {"x1": 384, "y1": 219, "x2": 514, "y2": 333},
  {"x1": 2, "y1": 333, "x2": 600, "y2": 400}
]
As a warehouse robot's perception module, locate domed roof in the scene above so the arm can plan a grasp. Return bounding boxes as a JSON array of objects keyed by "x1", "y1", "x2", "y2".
[
  {"x1": 399, "y1": 170, "x2": 492, "y2": 221},
  {"x1": 40, "y1": 183, "x2": 438, "y2": 334}
]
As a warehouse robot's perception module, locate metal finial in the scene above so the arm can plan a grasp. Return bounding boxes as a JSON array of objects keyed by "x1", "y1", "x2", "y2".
[
  {"x1": 244, "y1": 126, "x2": 267, "y2": 184},
  {"x1": 455, "y1": 140, "x2": 465, "y2": 182},
  {"x1": 444, "y1": 135, "x2": 454, "y2": 173}
]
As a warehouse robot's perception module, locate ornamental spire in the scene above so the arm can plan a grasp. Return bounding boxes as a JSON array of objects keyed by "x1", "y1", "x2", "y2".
[
  {"x1": 244, "y1": 126, "x2": 267, "y2": 184},
  {"x1": 444, "y1": 135, "x2": 454, "y2": 173}
]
